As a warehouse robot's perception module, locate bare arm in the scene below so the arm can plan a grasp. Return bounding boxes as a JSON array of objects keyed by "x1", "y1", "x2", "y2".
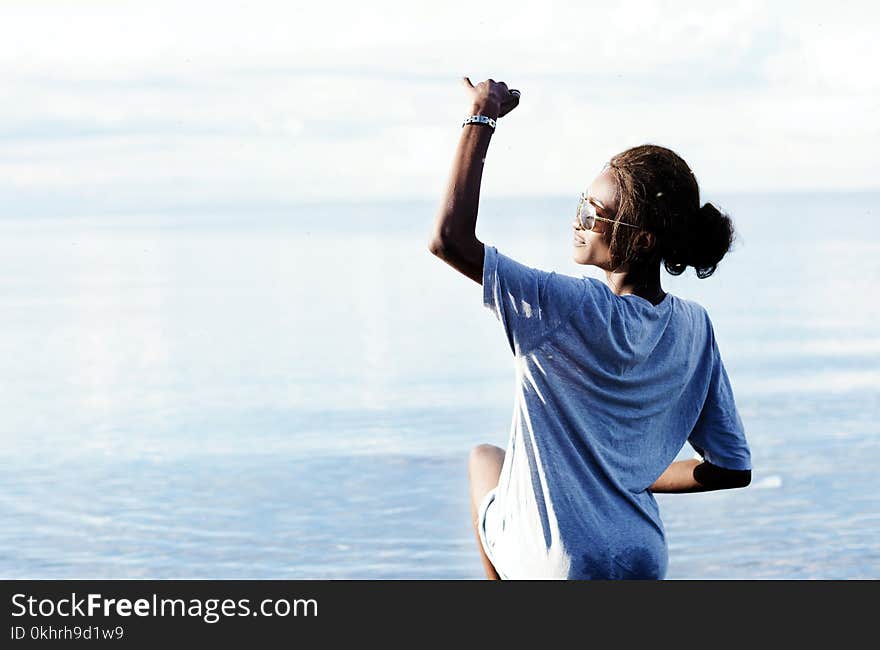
[
  {"x1": 650, "y1": 459, "x2": 752, "y2": 494},
  {"x1": 428, "y1": 77, "x2": 520, "y2": 284},
  {"x1": 427, "y1": 124, "x2": 491, "y2": 284}
]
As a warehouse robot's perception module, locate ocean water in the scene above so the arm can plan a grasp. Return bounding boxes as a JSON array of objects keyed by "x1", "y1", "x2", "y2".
[{"x1": 1, "y1": 191, "x2": 878, "y2": 579}]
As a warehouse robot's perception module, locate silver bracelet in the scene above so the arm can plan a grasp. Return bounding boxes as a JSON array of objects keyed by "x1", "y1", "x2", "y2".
[{"x1": 462, "y1": 114, "x2": 496, "y2": 130}]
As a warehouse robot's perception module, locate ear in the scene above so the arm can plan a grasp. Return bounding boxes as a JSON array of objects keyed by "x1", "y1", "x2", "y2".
[{"x1": 634, "y1": 231, "x2": 656, "y2": 254}]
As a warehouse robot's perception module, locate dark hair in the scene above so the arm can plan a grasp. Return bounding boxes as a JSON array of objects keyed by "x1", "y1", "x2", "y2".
[{"x1": 603, "y1": 144, "x2": 736, "y2": 279}]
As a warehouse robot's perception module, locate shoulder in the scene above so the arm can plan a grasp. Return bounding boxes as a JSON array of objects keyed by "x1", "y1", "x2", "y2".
[
  {"x1": 675, "y1": 295, "x2": 712, "y2": 325},
  {"x1": 580, "y1": 275, "x2": 611, "y2": 295},
  {"x1": 578, "y1": 275, "x2": 617, "y2": 308},
  {"x1": 674, "y1": 297, "x2": 719, "y2": 354},
  {"x1": 488, "y1": 245, "x2": 591, "y2": 298}
]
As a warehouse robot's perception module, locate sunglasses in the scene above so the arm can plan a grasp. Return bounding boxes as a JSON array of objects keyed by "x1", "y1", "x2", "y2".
[{"x1": 575, "y1": 193, "x2": 641, "y2": 231}]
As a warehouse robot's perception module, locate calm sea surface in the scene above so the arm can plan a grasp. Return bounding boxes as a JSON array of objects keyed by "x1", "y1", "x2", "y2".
[{"x1": 1, "y1": 192, "x2": 878, "y2": 578}]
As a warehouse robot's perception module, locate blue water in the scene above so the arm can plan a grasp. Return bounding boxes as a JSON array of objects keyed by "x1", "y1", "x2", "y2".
[{"x1": 1, "y1": 192, "x2": 878, "y2": 578}]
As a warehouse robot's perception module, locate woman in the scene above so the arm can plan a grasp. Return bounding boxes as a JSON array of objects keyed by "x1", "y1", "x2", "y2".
[{"x1": 428, "y1": 77, "x2": 752, "y2": 580}]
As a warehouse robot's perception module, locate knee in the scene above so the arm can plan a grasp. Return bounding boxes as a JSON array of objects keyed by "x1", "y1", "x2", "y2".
[{"x1": 468, "y1": 443, "x2": 503, "y2": 474}]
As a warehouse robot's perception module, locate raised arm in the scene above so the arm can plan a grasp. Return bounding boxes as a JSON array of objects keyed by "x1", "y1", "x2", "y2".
[
  {"x1": 427, "y1": 77, "x2": 521, "y2": 284},
  {"x1": 650, "y1": 459, "x2": 752, "y2": 494}
]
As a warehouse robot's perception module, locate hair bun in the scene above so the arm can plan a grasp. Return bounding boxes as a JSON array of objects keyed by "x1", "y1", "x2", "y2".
[{"x1": 684, "y1": 202, "x2": 736, "y2": 278}]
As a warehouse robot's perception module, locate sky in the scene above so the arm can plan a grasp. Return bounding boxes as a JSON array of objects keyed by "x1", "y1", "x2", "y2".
[{"x1": 1, "y1": 0, "x2": 878, "y2": 215}]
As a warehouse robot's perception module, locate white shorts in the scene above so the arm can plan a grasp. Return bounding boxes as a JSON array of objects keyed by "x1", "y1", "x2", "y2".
[{"x1": 476, "y1": 487, "x2": 509, "y2": 579}]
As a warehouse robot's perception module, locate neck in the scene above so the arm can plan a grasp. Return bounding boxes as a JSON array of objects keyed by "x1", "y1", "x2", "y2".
[{"x1": 605, "y1": 263, "x2": 664, "y2": 302}]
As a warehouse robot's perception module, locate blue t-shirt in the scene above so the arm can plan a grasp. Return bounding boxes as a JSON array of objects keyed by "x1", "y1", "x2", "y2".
[{"x1": 478, "y1": 244, "x2": 751, "y2": 579}]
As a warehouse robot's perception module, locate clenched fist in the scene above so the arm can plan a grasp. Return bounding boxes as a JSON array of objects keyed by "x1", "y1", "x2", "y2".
[{"x1": 462, "y1": 77, "x2": 521, "y2": 120}]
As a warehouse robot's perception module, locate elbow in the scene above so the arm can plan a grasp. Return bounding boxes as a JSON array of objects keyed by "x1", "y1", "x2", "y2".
[
  {"x1": 711, "y1": 469, "x2": 751, "y2": 490},
  {"x1": 732, "y1": 469, "x2": 752, "y2": 489},
  {"x1": 427, "y1": 237, "x2": 445, "y2": 257},
  {"x1": 694, "y1": 463, "x2": 751, "y2": 491},
  {"x1": 428, "y1": 235, "x2": 465, "y2": 259}
]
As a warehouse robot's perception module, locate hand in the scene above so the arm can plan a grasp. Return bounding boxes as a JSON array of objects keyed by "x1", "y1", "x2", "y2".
[{"x1": 461, "y1": 77, "x2": 521, "y2": 120}]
